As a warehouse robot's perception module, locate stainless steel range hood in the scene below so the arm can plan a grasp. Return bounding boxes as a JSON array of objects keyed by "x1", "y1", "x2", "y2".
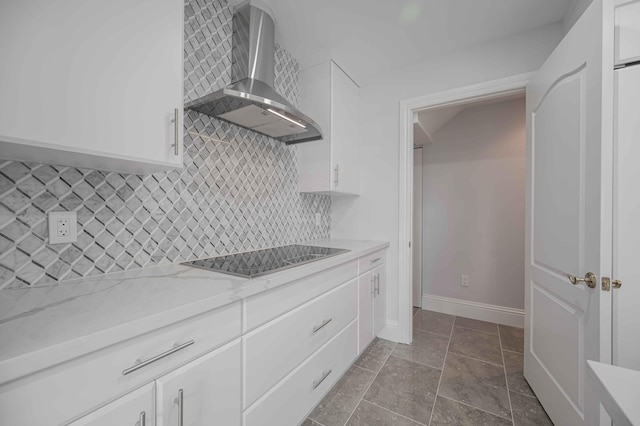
[{"x1": 185, "y1": 3, "x2": 323, "y2": 144}]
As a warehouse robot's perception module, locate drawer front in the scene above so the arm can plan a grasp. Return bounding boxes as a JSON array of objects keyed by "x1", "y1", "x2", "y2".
[
  {"x1": 243, "y1": 320, "x2": 357, "y2": 426},
  {"x1": 358, "y1": 249, "x2": 385, "y2": 274},
  {"x1": 244, "y1": 260, "x2": 357, "y2": 332},
  {"x1": 0, "y1": 302, "x2": 241, "y2": 426},
  {"x1": 244, "y1": 279, "x2": 357, "y2": 408}
]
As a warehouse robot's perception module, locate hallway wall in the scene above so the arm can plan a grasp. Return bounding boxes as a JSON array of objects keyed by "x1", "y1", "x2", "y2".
[{"x1": 421, "y1": 97, "x2": 526, "y2": 310}]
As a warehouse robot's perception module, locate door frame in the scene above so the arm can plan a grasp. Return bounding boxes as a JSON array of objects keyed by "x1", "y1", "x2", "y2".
[{"x1": 397, "y1": 72, "x2": 534, "y2": 344}]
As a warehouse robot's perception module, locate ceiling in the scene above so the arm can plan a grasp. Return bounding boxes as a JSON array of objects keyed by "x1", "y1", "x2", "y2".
[
  {"x1": 414, "y1": 91, "x2": 525, "y2": 145},
  {"x1": 256, "y1": 0, "x2": 576, "y2": 85}
]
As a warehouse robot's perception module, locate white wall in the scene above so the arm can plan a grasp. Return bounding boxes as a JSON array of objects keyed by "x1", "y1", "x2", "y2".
[
  {"x1": 421, "y1": 98, "x2": 525, "y2": 310},
  {"x1": 330, "y1": 22, "x2": 563, "y2": 337},
  {"x1": 563, "y1": 0, "x2": 594, "y2": 33}
]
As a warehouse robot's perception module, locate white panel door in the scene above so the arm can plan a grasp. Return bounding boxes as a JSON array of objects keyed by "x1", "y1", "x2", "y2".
[
  {"x1": 69, "y1": 383, "x2": 155, "y2": 426},
  {"x1": 613, "y1": 65, "x2": 640, "y2": 370},
  {"x1": 525, "y1": 1, "x2": 613, "y2": 425},
  {"x1": 358, "y1": 271, "x2": 375, "y2": 353},
  {"x1": 155, "y1": 340, "x2": 241, "y2": 426}
]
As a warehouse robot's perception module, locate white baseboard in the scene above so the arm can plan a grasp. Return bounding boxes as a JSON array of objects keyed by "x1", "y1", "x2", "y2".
[
  {"x1": 421, "y1": 294, "x2": 524, "y2": 328},
  {"x1": 377, "y1": 320, "x2": 402, "y2": 343}
]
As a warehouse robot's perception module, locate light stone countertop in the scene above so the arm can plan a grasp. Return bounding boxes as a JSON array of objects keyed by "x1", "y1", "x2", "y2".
[
  {"x1": 0, "y1": 239, "x2": 389, "y2": 384},
  {"x1": 587, "y1": 360, "x2": 640, "y2": 426}
]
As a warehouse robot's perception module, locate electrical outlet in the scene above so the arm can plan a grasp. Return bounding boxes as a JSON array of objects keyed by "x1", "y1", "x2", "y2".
[
  {"x1": 49, "y1": 211, "x2": 77, "y2": 244},
  {"x1": 315, "y1": 213, "x2": 321, "y2": 226},
  {"x1": 461, "y1": 274, "x2": 469, "y2": 287}
]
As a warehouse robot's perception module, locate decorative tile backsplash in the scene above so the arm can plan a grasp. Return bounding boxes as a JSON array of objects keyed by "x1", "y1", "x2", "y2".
[{"x1": 0, "y1": 0, "x2": 330, "y2": 288}]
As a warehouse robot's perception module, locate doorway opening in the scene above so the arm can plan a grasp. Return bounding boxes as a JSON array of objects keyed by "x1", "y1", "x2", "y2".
[{"x1": 397, "y1": 73, "x2": 533, "y2": 344}]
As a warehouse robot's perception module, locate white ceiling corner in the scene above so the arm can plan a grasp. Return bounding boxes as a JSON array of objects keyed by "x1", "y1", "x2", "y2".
[{"x1": 263, "y1": 0, "x2": 576, "y2": 84}]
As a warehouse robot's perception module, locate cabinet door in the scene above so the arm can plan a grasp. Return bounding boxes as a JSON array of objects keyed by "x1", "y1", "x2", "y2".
[
  {"x1": 68, "y1": 383, "x2": 154, "y2": 426},
  {"x1": 373, "y1": 263, "x2": 387, "y2": 335},
  {"x1": 0, "y1": 0, "x2": 183, "y2": 174},
  {"x1": 357, "y1": 271, "x2": 375, "y2": 353},
  {"x1": 330, "y1": 62, "x2": 359, "y2": 194},
  {"x1": 156, "y1": 340, "x2": 241, "y2": 426}
]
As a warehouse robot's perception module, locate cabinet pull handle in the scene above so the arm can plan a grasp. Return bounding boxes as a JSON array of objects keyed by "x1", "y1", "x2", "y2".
[
  {"x1": 139, "y1": 411, "x2": 146, "y2": 426},
  {"x1": 312, "y1": 318, "x2": 333, "y2": 334},
  {"x1": 171, "y1": 108, "x2": 180, "y2": 156},
  {"x1": 371, "y1": 274, "x2": 376, "y2": 296},
  {"x1": 375, "y1": 273, "x2": 380, "y2": 296},
  {"x1": 334, "y1": 164, "x2": 339, "y2": 187},
  {"x1": 174, "y1": 389, "x2": 184, "y2": 426},
  {"x1": 313, "y1": 369, "x2": 332, "y2": 389},
  {"x1": 122, "y1": 340, "x2": 195, "y2": 375},
  {"x1": 370, "y1": 257, "x2": 381, "y2": 264}
]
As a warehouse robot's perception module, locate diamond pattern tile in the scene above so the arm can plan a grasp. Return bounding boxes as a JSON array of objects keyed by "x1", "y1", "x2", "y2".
[{"x1": 0, "y1": 0, "x2": 330, "y2": 289}]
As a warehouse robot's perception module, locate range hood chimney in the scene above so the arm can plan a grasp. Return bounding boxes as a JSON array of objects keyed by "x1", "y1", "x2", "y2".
[{"x1": 185, "y1": 3, "x2": 323, "y2": 144}]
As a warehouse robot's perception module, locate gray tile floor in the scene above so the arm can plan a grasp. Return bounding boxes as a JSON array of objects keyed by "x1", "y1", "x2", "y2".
[{"x1": 302, "y1": 309, "x2": 553, "y2": 426}]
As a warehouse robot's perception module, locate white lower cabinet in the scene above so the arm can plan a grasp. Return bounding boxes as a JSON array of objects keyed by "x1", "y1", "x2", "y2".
[
  {"x1": 357, "y1": 253, "x2": 387, "y2": 354},
  {"x1": 243, "y1": 279, "x2": 357, "y2": 408},
  {"x1": 69, "y1": 383, "x2": 155, "y2": 426},
  {"x1": 156, "y1": 339, "x2": 242, "y2": 426},
  {"x1": 243, "y1": 321, "x2": 358, "y2": 426},
  {"x1": 358, "y1": 271, "x2": 375, "y2": 352},
  {"x1": 3, "y1": 247, "x2": 388, "y2": 426},
  {"x1": 373, "y1": 263, "x2": 387, "y2": 337}
]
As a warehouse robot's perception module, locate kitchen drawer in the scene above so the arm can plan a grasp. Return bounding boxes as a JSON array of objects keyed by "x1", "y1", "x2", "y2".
[
  {"x1": 358, "y1": 249, "x2": 385, "y2": 274},
  {"x1": 243, "y1": 279, "x2": 357, "y2": 408},
  {"x1": 243, "y1": 320, "x2": 357, "y2": 426},
  {"x1": 244, "y1": 260, "x2": 357, "y2": 332},
  {"x1": 0, "y1": 301, "x2": 241, "y2": 426}
]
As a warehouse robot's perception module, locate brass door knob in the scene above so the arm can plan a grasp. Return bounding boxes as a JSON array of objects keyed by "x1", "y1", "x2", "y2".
[
  {"x1": 567, "y1": 272, "x2": 597, "y2": 289},
  {"x1": 612, "y1": 280, "x2": 622, "y2": 289}
]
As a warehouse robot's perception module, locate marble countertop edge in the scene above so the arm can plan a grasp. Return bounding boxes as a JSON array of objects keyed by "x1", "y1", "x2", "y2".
[{"x1": 0, "y1": 239, "x2": 389, "y2": 384}]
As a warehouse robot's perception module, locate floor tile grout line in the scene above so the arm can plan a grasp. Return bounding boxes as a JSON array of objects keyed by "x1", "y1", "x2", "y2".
[
  {"x1": 351, "y1": 363, "x2": 378, "y2": 375},
  {"x1": 412, "y1": 327, "x2": 452, "y2": 338},
  {"x1": 436, "y1": 394, "x2": 515, "y2": 423},
  {"x1": 452, "y1": 324, "x2": 500, "y2": 337},
  {"x1": 426, "y1": 315, "x2": 455, "y2": 426},
  {"x1": 388, "y1": 351, "x2": 445, "y2": 372},
  {"x1": 363, "y1": 400, "x2": 428, "y2": 426},
  {"x1": 502, "y1": 348, "x2": 525, "y2": 355},
  {"x1": 342, "y1": 341, "x2": 398, "y2": 426},
  {"x1": 498, "y1": 324, "x2": 516, "y2": 426}
]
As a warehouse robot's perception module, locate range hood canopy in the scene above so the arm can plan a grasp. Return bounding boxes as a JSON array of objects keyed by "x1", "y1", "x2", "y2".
[{"x1": 185, "y1": 3, "x2": 323, "y2": 144}]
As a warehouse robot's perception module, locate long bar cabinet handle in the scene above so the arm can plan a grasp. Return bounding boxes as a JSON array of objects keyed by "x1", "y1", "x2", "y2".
[{"x1": 122, "y1": 340, "x2": 195, "y2": 376}]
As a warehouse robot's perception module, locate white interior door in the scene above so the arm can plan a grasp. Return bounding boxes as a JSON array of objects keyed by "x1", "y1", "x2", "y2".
[
  {"x1": 524, "y1": 1, "x2": 613, "y2": 425},
  {"x1": 413, "y1": 148, "x2": 423, "y2": 308}
]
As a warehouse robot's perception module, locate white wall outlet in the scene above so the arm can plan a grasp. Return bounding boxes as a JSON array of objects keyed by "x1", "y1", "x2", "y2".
[
  {"x1": 461, "y1": 274, "x2": 469, "y2": 287},
  {"x1": 315, "y1": 213, "x2": 322, "y2": 226},
  {"x1": 49, "y1": 211, "x2": 78, "y2": 244}
]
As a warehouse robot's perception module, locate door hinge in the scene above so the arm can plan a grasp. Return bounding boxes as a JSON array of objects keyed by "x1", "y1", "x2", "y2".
[{"x1": 409, "y1": 241, "x2": 411, "y2": 248}]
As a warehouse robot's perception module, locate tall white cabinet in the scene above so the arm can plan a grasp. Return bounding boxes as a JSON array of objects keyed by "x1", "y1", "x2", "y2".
[
  {"x1": 298, "y1": 60, "x2": 360, "y2": 195},
  {"x1": 0, "y1": 0, "x2": 184, "y2": 174}
]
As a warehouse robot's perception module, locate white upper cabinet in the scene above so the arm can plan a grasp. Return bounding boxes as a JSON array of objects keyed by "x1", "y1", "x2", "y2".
[
  {"x1": 0, "y1": 0, "x2": 184, "y2": 174},
  {"x1": 298, "y1": 60, "x2": 359, "y2": 195}
]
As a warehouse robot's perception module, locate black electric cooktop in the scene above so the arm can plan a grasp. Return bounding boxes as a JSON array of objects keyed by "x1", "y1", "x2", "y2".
[{"x1": 183, "y1": 244, "x2": 349, "y2": 279}]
